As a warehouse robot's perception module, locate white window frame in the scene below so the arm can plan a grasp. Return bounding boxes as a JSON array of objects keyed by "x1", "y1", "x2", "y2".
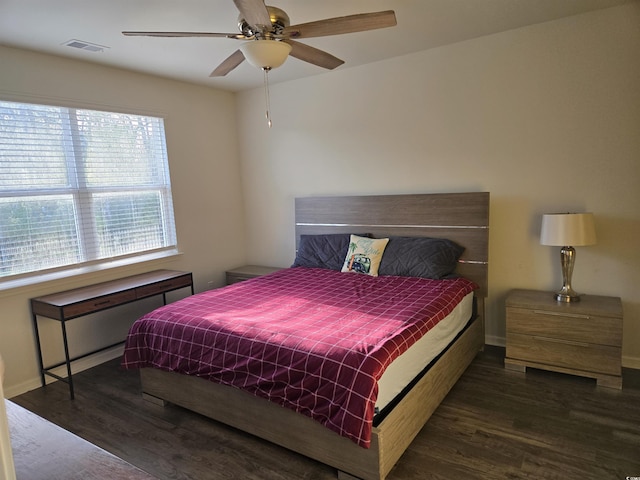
[{"x1": 0, "y1": 100, "x2": 179, "y2": 288}]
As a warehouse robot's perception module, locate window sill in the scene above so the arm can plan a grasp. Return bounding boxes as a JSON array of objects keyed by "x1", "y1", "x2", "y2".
[{"x1": 0, "y1": 249, "x2": 183, "y2": 298}]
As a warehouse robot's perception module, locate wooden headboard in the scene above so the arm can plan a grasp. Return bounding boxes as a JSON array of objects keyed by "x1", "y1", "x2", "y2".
[{"x1": 294, "y1": 192, "x2": 490, "y2": 300}]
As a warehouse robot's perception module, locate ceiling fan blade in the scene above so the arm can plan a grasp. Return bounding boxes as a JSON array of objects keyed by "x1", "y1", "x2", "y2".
[
  {"x1": 210, "y1": 49, "x2": 246, "y2": 77},
  {"x1": 284, "y1": 40, "x2": 344, "y2": 70},
  {"x1": 233, "y1": 0, "x2": 271, "y2": 28},
  {"x1": 284, "y1": 10, "x2": 396, "y2": 39},
  {"x1": 123, "y1": 31, "x2": 248, "y2": 39}
]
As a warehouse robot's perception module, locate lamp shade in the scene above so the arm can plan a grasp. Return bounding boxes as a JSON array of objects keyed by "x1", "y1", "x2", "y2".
[
  {"x1": 540, "y1": 213, "x2": 597, "y2": 246},
  {"x1": 240, "y1": 40, "x2": 292, "y2": 69}
]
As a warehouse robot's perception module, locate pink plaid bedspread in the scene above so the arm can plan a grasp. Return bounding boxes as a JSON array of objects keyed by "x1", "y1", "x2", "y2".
[{"x1": 122, "y1": 267, "x2": 477, "y2": 447}]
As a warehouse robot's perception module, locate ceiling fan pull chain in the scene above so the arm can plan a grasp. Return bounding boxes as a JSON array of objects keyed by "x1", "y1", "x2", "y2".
[{"x1": 263, "y1": 67, "x2": 272, "y2": 128}]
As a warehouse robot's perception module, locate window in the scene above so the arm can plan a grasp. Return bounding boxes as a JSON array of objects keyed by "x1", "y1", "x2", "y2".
[{"x1": 0, "y1": 100, "x2": 177, "y2": 279}]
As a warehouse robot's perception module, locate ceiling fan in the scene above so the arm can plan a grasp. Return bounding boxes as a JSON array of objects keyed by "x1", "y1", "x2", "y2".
[{"x1": 122, "y1": 0, "x2": 397, "y2": 77}]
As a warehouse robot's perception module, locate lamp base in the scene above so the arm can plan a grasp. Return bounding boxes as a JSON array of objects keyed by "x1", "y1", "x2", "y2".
[
  {"x1": 554, "y1": 286, "x2": 581, "y2": 303},
  {"x1": 555, "y1": 245, "x2": 581, "y2": 302},
  {"x1": 555, "y1": 292, "x2": 580, "y2": 303}
]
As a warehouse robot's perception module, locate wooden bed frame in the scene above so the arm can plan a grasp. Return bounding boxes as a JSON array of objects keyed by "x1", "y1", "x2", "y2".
[{"x1": 139, "y1": 192, "x2": 490, "y2": 480}]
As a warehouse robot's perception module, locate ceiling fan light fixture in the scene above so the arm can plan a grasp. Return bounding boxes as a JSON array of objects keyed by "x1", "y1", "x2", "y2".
[{"x1": 240, "y1": 40, "x2": 292, "y2": 70}]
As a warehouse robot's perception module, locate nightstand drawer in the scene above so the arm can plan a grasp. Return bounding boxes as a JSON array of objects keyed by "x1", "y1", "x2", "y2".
[
  {"x1": 225, "y1": 265, "x2": 282, "y2": 285},
  {"x1": 506, "y1": 307, "x2": 622, "y2": 347},
  {"x1": 226, "y1": 273, "x2": 255, "y2": 284},
  {"x1": 507, "y1": 332, "x2": 621, "y2": 376}
]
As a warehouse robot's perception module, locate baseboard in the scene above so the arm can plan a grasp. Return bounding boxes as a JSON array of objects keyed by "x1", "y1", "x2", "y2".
[
  {"x1": 484, "y1": 335, "x2": 505, "y2": 347},
  {"x1": 622, "y1": 355, "x2": 640, "y2": 370},
  {"x1": 6, "y1": 345, "x2": 124, "y2": 399},
  {"x1": 7, "y1": 338, "x2": 639, "y2": 398}
]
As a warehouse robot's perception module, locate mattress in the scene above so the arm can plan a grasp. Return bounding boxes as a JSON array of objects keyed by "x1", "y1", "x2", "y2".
[{"x1": 375, "y1": 291, "x2": 473, "y2": 413}]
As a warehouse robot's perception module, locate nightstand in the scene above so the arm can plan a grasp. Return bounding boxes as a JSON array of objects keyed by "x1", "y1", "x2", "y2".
[
  {"x1": 225, "y1": 265, "x2": 283, "y2": 285},
  {"x1": 505, "y1": 289, "x2": 623, "y2": 389}
]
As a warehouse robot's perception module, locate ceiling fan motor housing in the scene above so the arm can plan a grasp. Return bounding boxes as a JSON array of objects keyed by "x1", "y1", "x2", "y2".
[{"x1": 238, "y1": 6, "x2": 290, "y2": 38}]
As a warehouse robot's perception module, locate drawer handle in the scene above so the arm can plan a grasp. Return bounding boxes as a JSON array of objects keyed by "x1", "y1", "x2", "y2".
[
  {"x1": 532, "y1": 309, "x2": 590, "y2": 320},
  {"x1": 533, "y1": 336, "x2": 590, "y2": 348},
  {"x1": 94, "y1": 300, "x2": 112, "y2": 306}
]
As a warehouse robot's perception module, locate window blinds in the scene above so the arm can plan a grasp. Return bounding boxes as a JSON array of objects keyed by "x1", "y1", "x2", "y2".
[{"x1": 0, "y1": 100, "x2": 177, "y2": 278}]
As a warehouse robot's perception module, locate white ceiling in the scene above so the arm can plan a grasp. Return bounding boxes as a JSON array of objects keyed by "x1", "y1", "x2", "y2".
[{"x1": 0, "y1": 0, "x2": 633, "y2": 92}]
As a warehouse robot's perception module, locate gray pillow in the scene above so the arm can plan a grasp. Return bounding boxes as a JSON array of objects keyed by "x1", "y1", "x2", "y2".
[
  {"x1": 378, "y1": 236, "x2": 464, "y2": 279},
  {"x1": 292, "y1": 234, "x2": 365, "y2": 270}
]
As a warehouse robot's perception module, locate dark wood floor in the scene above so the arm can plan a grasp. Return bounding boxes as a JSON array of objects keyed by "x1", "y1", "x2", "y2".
[{"x1": 11, "y1": 347, "x2": 640, "y2": 480}]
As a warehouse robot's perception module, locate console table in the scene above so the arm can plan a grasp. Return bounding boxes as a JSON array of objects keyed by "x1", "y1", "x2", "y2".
[{"x1": 30, "y1": 269, "x2": 193, "y2": 399}]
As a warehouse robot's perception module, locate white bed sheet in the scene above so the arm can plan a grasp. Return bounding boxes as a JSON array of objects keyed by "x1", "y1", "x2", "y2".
[{"x1": 375, "y1": 292, "x2": 474, "y2": 412}]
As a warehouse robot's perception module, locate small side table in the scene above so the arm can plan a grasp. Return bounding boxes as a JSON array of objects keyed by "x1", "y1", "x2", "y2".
[
  {"x1": 225, "y1": 265, "x2": 283, "y2": 285},
  {"x1": 505, "y1": 289, "x2": 623, "y2": 389}
]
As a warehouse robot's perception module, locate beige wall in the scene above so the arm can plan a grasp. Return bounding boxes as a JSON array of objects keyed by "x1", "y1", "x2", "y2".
[
  {"x1": 236, "y1": 4, "x2": 640, "y2": 366},
  {"x1": 0, "y1": 46, "x2": 247, "y2": 396},
  {"x1": 1, "y1": 3, "x2": 638, "y2": 397}
]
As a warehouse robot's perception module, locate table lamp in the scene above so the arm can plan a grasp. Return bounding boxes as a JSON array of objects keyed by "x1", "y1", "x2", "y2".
[{"x1": 540, "y1": 213, "x2": 596, "y2": 302}]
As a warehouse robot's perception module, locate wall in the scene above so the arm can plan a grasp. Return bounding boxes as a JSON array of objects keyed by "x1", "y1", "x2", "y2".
[
  {"x1": 236, "y1": 4, "x2": 640, "y2": 366},
  {"x1": 0, "y1": 46, "x2": 246, "y2": 396},
  {"x1": 1, "y1": 3, "x2": 638, "y2": 397}
]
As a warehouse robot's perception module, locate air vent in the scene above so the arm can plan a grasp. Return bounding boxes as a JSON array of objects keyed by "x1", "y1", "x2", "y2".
[{"x1": 62, "y1": 39, "x2": 109, "y2": 52}]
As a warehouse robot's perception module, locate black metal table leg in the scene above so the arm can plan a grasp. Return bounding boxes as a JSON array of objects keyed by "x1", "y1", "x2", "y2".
[
  {"x1": 31, "y1": 313, "x2": 46, "y2": 388},
  {"x1": 60, "y1": 320, "x2": 75, "y2": 399}
]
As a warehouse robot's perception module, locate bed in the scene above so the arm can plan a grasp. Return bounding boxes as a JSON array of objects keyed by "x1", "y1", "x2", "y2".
[{"x1": 123, "y1": 192, "x2": 489, "y2": 480}]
